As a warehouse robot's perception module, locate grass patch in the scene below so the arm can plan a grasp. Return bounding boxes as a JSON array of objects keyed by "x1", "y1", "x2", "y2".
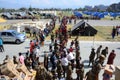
[
  {"x1": 45, "y1": 24, "x2": 120, "y2": 41},
  {"x1": 0, "y1": 25, "x2": 10, "y2": 31},
  {"x1": 101, "y1": 16, "x2": 120, "y2": 20},
  {"x1": 94, "y1": 26, "x2": 120, "y2": 41}
]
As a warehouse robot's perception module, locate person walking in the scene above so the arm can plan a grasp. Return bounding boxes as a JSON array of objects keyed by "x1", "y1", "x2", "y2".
[
  {"x1": 101, "y1": 47, "x2": 108, "y2": 58},
  {"x1": 50, "y1": 51, "x2": 57, "y2": 71},
  {"x1": 88, "y1": 48, "x2": 96, "y2": 67},
  {"x1": 56, "y1": 60, "x2": 63, "y2": 80},
  {"x1": 66, "y1": 63, "x2": 73, "y2": 80},
  {"x1": 61, "y1": 54, "x2": 69, "y2": 78},
  {"x1": 76, "y1": 59, "x2": 84, "y2": 80},
  {"x1": 100, "y1": 47, "x2": 108, "y2": 67},
  {"x1": 19, "y1": 52, "x2": 25, "y2": 64},
  {"x1": 44, "y1": 53, "x2": 49, "y2": 71},
  {"x1": 51, "y1": 32, "x2": 55, "y2": 43},
  {"x1": 0, "y1": 38, "x2": 4, "y2": 52},
  {"x1": 107, "y1": 50, "x2": 116, "y2": 65},
  {"x1": 91, "y1": 55, "x2": 105, "y2": 80},
  {"x1": 111, "y1": 27, "x2": 116, "y2": 39},
  {"x1": 95, "y1": 45, "x2": 102, "y2": 61}
]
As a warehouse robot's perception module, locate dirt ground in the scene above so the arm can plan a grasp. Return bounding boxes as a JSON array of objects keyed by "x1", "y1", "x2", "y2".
[{"x1": 0, "y1": 18, "x2": 6, "y2": 23}]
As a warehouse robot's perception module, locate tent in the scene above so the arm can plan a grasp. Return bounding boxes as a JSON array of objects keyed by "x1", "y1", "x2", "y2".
[
  {"x1": 71, "y1": 20, "x2": 97, "y2": 36},
  {"x1": 73, "y1": 11, "x2": 83, "y2": 17},
  {"x1": 109, "y1": 12, "x2": 117, "y2": 17},
  {"x1": 98, "y1": 13, "x2": 105, "y2": 18}
]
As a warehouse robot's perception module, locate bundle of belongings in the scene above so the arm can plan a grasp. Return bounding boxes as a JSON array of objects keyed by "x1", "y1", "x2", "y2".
[{"x1": 0, "y1": 59, "x2": 36, "y2": 80}]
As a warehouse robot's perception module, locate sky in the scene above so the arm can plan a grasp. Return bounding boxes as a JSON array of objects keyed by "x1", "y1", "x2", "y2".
[{"x1": 0, "y1": 0, "x2": 120, "y2": 9}]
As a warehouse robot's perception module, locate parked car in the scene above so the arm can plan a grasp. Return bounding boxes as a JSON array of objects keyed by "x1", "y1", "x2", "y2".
[
  {"x1": 1, "y1": 12, "x2": 16, "y2": 19},
  {"x1": 0, "y1": 30, "x2": 26, "y2": 44}
]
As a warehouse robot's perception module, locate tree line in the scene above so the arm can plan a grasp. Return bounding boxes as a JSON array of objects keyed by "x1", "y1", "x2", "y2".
[{"x1": 0, "y1": 2, "x2": 120, "y2": 13}]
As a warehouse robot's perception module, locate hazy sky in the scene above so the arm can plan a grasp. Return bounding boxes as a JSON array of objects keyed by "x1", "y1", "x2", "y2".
[{"x1": 0, "y1": 0, "x2": 120, "y2": 9}]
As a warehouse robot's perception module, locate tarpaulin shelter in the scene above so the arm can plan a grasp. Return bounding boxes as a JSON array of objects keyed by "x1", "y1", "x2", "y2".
[
  {"x1": 73, "y1": 11, "x2": 83, "y2": 17},
  {"x1": 98, "y1": 13, "x2": 105, "y2": 18},
  {"x1": 71, "y1": 20, "x2": 97, "y2": 36},
  {"x1": 103, "y1": 12, "x2": 109, "y2": 15},
  {"x1": 82, "y1": 11, "x2": 92, "y2": 15},
  {"x1": 109, "y1": 12, "x2": 117, "y2": 17}
]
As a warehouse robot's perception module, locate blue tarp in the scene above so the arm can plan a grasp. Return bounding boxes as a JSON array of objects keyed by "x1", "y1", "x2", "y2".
[
  {"x1": 82, "y1": 11, "x2": 92, "y2": 15},
  {"x1": 74, "y1": 11, "x2": 83, "y2": 17},
  {"x1": 82, "y1": 11, "x2": 120, "y2": 18},
  {"x1": 109, "y1": 12, "x2": 117, "y2": 17},
  {"x1": 98, "y1": 13, "x2": 105, "y2": 18},
  {"x1": 103, "y1": 12, "x2": 109, "y2": 15}
]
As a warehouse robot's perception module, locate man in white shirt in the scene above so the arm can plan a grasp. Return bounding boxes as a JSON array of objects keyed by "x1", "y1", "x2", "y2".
[
  {"x1": 61, "y1": 54, "x2": 69, "y2": 77},
  {"x1": 67, "y1": 51, "x2": 75, "y2": 61},
  {"x1": 67, "y1": 51, "x2": 75, "y2": 70}
]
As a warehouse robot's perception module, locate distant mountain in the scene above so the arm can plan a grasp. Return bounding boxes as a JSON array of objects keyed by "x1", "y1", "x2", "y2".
[
  {"x1": 84, "y1": 6, "x2": 93, "y2": 11},
  {"x1": 93, "y1": 5, "x2": 108, "y2": 11},
  {"x1": 84, "y1": 5, "x2": 108, "y2": 11},
  {"x1": 107, "y1": 2, "x2": 120, "y2": 12},
  {"x1": 83, "y1": 2, "x2": 120, "y2": 12}
]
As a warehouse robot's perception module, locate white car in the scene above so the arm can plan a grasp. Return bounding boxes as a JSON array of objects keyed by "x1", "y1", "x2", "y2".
[{"x1": 0, "y1": 30, "x2": 26, "y2": 44}]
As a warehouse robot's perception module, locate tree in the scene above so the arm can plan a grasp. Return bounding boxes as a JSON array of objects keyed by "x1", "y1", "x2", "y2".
[
  {"x1": 29, "y1": 5, "x2": 33, "y2": 11},
  {"x1": 19, "y1": 7, "x2": 27, "y2": 11}
]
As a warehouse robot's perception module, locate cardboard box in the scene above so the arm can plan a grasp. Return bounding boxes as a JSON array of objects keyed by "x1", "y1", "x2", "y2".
[
  {"x1": 24, "y1": 75, "x2": 32, "y2": 80},
  {"x1": 0, "y1": 61, "x2": 19, "y2": 77},
  {"x1": 115, "y1": 66, "x2": 120, "y2": 80},
  {"x1": 0, "y1": 75, "x2": 10, "y2": 80},
  {"x1": 16, "y1": 64, "x2": 31, "y2": 75}
]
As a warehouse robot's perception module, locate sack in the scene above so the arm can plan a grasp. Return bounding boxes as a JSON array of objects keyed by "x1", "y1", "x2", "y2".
[{"x1": 104, "y1": 64, "x2": 115, "y2": 75}]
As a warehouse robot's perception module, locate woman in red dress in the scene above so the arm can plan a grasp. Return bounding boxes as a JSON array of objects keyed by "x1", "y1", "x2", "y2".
[{"x1": 107, "y1": 50, "x2": 116, "y2": 65}]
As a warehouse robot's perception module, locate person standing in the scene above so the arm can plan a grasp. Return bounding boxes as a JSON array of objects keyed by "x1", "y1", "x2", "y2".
[
  {"x1": 66, "y1": 63, "x2": 73, "y2": 80},
  {"x1": 0, "y1": 38, "x2": 4, "y2": 52},
  {"x1": 95, "y1": 45, "x2": 102, "y2": 61},
  {"x1": 50, "y1": 51, "x2": 57, "y2": 71},
  {"x1": 107, "y1": 50, "x2": 116, "y2": 65},
  {"x1": 61, "y1": 54, "x2": 69, "y2": 78},
  {"x1": 101, "y1": 47, "x2": 108, "y2": 58},
  {"x1": 88, "y1": 48, "x2": 96, "y2": 67},
  {"x1": 51, "y1": 32, "x2": 55, "y2": 43},
  {"x1": 91, "y1": 55, "x2": 105, "y2": 80},
  {"x1": 56, "y1": 60, "x2": 63, "y2": 80},
  {"x1": 19, "y1": 52, "x2": 25, "y2": 64},
  {"x1": 76, "y1": 57, "x2": 84, "y2": 80},
  {"x1": 44, "y1": 53, "x2": 49, "y2": 71},
  {"x1": 111, "y1": 26, "x2": 116, "y2": 39},
  {"x1": 3, "y1": 55, "x2": 10, "y2": 63},
  {"x1": 13, "y1": 56, "x2": 19, "y2": 64},
  {"x1": 67, "y1": 50, "x2": 75, "y2": 70}
]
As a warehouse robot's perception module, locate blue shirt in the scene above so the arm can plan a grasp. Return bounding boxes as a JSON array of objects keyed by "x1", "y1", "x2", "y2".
[{"x1": 0, "y1": 38, "x2": 3, "y2": 45}]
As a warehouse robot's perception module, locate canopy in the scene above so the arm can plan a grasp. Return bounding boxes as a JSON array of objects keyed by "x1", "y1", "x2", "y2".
[{"x1": 71, "y1": 20, "x2": 97, "y2": 36}]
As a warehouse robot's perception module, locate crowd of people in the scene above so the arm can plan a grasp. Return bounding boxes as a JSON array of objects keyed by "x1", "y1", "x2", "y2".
[{"x1": 0, "y1": 16, "x2": 117, "y2": 80}]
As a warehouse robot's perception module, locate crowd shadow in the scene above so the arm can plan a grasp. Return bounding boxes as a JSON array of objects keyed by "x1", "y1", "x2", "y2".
[
  {"x1": 39, "y1": 51, "x2": 52, "y2": 57},
  {"x1": 83, "y1": 60, "x2": 92, "y2": 68},
  {"x1": 25, "y1": 47, "x2": 30, "y2": 49},
  {"x1": 3, "y1": 42, "x2": 19, "y2": 45},
  {"x1": 116, "y1": 47, "x2": 120, "y2": 50}
]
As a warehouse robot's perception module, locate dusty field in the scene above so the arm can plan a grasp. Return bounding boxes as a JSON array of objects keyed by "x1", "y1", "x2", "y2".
[
  {"x1": 46, "y1": 24, "x2": 120, "y2": 41},
  {"x1": 0, "y1": 18, "x2": 6, "y2": 23}
]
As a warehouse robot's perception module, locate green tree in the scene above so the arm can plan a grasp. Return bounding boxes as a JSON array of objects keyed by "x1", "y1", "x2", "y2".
[
  {"x1": 29, "y1": 5, "x2": 33, "y2": 11},
  {"x1": 19, "y1": 7, "x2": 27, "y2": 11}
]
